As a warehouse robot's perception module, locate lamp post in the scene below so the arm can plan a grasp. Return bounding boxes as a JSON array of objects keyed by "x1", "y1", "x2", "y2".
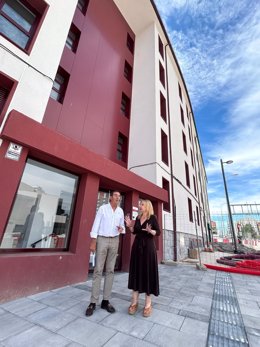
[{"x1": 220, "y1": 159, "x2": 238, "y2": 253}]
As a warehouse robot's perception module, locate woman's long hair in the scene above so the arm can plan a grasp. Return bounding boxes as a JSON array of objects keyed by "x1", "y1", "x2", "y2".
[{"x1": 140, "y1": 199, "x2": 154, "y2": 219}]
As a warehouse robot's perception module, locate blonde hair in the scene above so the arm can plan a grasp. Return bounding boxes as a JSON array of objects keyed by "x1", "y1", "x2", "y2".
[{"x1": 140, "y1": 199, "x2": 154, "y2": 219}]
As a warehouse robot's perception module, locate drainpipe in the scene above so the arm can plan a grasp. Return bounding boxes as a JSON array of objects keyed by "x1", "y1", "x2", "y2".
[{"x1": 164, "y1": 44, "x2": 177, "y2": 262}]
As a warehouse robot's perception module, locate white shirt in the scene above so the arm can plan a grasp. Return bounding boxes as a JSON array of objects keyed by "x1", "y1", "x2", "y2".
[{"x1": 90, "y1": 203, "x2": 125, "y2": 238}]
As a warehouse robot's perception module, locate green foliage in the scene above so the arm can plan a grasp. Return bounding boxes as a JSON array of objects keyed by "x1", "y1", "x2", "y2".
[{"x1": 241, "y1": 224, "x2": 257, "y2": 239}]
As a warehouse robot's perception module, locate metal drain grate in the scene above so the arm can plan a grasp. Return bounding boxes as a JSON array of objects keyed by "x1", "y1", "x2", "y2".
[{"x1": 207, "y1": 272, "x2": 249, "y2": 347}]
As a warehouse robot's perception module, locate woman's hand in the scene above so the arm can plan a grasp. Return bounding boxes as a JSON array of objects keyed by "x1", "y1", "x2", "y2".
[
  {"x1": 124, "y1": 214, "x2": 132, "y2": 228},
  {"x1": 145, "y1": 223, "x2": 156, "y2": 236}
]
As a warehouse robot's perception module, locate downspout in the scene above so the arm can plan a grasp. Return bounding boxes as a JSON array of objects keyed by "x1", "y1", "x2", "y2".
[{"x1": 165, "y1": 44, "x2": 177, "y2": 261}]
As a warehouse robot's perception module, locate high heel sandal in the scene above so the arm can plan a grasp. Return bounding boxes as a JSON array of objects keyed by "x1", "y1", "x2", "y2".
[
  {"x1": 143, "y1": 305, "x2": 152, "y2": 317},
  {"x1": 128, "y1": 303, "x2": 138, "y2": 315}
]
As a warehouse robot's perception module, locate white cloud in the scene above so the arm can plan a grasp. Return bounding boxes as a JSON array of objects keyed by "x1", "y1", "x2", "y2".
[{"x1": 154, "y1": 0, "x2": 260, "y2": 211}]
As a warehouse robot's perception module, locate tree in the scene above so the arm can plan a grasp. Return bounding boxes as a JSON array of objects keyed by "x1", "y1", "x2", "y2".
[{"x1": 241, "y1": 224, "x2": 257, "y2": 239}]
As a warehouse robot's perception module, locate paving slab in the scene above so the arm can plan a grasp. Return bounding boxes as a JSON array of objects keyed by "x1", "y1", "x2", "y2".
[
  {"x1": 57, "y1": 317, "x2": 117, "y2": 346},
  {"x1": 103, "y1": 332, "x2": 156, "y2": 347},
  {"x1": 144, "y1": 323, "x2": 207, "y2": 347},
  {"x1": 3, "y1": 325, "x2": 70, "y2": 347},
  {"x1": 1, "y1": 297, "x2": 46, "y2": 317},
  {"x1": 27, "y1": 306, "x2": 77, "y2": 331},
  {"x1": 0, "y1": 312, "x2": 33, "y2": 341},
  {"x1": 101, "y1": 312, "x2": 154, "y2": 339}
]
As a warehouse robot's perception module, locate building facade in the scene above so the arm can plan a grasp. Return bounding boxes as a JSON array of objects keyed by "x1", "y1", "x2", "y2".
[{"x1": 0, "y1": 0, "x2": 210, "y2": 302}]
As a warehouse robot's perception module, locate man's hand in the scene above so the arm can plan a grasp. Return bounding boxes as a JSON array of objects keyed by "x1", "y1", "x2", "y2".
[
  {"x1": 90, "y1": 238, "x2": 97, "y2": 253},
  {"x1": 117, "y1": 226, "x2": 124, "y2": 233}
]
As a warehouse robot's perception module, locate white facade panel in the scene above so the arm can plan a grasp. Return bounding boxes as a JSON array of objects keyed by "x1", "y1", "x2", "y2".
[
  {"x1": 0, "y1": 0, "x2": 77, "y2": 131},
  {"x1": 128, "y1": 23, "x2": 157, "y2": 180}
]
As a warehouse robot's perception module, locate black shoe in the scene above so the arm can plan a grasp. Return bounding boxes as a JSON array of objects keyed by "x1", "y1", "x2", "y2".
[
  {"x1": 85, "y1": 303, "x2": 96, "y2": 316},
  {"x1": 101, "y1": 300, "x2": 115, "y2": 313}
]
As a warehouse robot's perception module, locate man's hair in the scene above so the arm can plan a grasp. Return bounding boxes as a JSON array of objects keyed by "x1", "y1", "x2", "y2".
[{"x1": 110, "y1": 190, "x2": 121, "y2": 196}]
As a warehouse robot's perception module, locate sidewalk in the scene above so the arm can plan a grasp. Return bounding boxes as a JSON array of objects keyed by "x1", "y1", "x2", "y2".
[{"x1": 0, "y1": 263, "x2": 260, "y2": 346}]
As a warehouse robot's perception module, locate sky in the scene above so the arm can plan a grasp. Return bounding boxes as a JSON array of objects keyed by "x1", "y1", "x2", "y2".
[{"x1": 154, "y1": 0, "x2": 260, "y2": 214}]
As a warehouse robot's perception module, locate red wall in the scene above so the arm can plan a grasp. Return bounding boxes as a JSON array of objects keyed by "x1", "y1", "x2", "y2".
[
  {"x1": 0, "y1": 111, "x2": 167, "y2": 302},
  {"x1": 43, "y1": 0, "x2": 134, "y2": 166}
]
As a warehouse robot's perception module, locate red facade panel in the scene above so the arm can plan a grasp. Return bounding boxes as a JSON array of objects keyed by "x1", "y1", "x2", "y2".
[{"x1": 43, "y1": 0, "x2": 134, "y2": 164}]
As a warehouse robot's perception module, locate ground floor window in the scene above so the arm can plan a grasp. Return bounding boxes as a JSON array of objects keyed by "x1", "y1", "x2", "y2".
[{"x1": 0, "y1": 159, "x2": 78, "y2": 250}]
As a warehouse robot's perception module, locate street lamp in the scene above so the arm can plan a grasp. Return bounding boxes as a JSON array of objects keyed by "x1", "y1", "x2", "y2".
[{"x1": 220, "y1": 159, "x2": 238, "y2": 253}]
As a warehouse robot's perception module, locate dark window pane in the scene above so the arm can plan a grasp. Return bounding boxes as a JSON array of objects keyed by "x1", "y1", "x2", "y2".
[
  {"x1": 161, "y1": 130, "x2": 168, "y2": 165},
  {"x1": 3, "y1": 0, "x2": 35, "y2": 32},
  {"x1": 0, "y1": 15, "x2": 29, "y2": 48},
  {"x1": 0, "y1": 86, "x2": 9, "y2": 113},
  {"x1": 126, "y1": 33, "x2": 134, "y2": 53},
  {"x1": 124, "y1": 61, "x2": 132, "y2": 83}
]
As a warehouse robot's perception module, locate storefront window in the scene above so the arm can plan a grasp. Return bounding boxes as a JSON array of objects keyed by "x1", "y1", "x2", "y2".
[{"x1": 0, "y1": 159, "x2": 78, "y2": 250}]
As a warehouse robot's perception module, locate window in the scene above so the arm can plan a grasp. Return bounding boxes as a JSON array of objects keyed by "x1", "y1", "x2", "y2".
[
  {"x1": 0, "y1": 0, "x2": 47, "y2": 51},
  {"x1": 188, "y1": 198, "x2": 193, "y2": 222},
  {"x1": 196, "y1": 206, "x2": 200, "y2": 226},
  {"x1": 117, "y1": 133, "x2": 128, "y2": 162},
  {"x1": 158, "y1": 35, "x2": 164, "y2": 59},
  {"x1": 188, "y1": 125, "x2": 191, "y2": 141},
  {"x1": 190, "y1": 148, "x2": 194, "y2": 167},
  {"x1": 77, "y1": 0, "x2": 89, "y2": 15},
  {"x1": 178, "y1": 82, "x2": 182, "y2": 101},
  {"x1": 186, "y1": 105, "x2": 189, "y2": 121},
  {"x1": 182, "y1": 131, "x2": 187, "y2": 154},
  {"x1": 120, "y1": 92, "x2": 130, "y2": 118},
  {"x1": 193, "y1": 175, "x2": 197, "y2": 196},
  {"x1": 161, "y1": 130, "x2": 169, "y2": 165},
  {"x1": 180, "y1": 105, "x2": 184, "y2": 126},
  {"x1": 124, "y1": 60, "x2": 132, "y2": 83},
  {"x1": 0, "y1": 74, "x2": 12, "y2": 113},
  {"x1": 126, "y1": 33, "x2": 134, "y2": 54},
  {"x1": 160, "y1": 91, "x2": 166, "y2": 122},
  {"x1": 50, "y1": 67, "x2": 70, "y2": 104},
  {"x1": 0, "y1": 159, "x2": 78, "y2": 250},
  {"x1": 185, "y1": 161, "x2": 190, "y2": 188},
  {"x1": 0, "y1": 85, "x2": 9, "y2": 114},
  {"x1": 162, "y1": 177, "x2": 170, "y2": 211},
  {"x1": 0, "y1": 72, "x2": 15, "y2": 125},
  {"x1": 65, "y1": 23, "x2": 80, "y2": 53},
  {"x1": 159, "y1": 62, "x2": 165, "y2": 87}
]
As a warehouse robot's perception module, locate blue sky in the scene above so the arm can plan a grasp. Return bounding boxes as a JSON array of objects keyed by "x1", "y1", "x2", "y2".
[{"x1": 154, "y1": 0, "x2": 260, "y2": 213}]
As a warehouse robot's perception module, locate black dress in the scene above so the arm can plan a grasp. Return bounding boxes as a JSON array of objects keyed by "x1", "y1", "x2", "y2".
[{"x1": 128, "y1": 214, "x2": 160, "y2": 296}]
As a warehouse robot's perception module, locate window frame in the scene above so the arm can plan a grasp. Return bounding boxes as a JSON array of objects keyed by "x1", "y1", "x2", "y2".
[
  {"x1": 0, "y1": 0, "x2": 48, "y2": 53},
  {"x1": 178, "y1": 82, "x2": 182, "y2": 101},
  {"x1": 77, "y1": 0, "x2": 89, "y2": 15},
  {"x1": 0, "y1": 71, "x2": 17, "y2": 126},
  {"x1": 182, "y1": 131, "x2": 187, "y2": 154},
  {"x1": 50, "y1": 67, "x2": 70, "y2": 104},
  {"x1": 160, "y1": 91, "x2": 167, "y2": 123},
  {"x1": 159, "y1": 61, "x2": 165, "y2": 87},
  {"x1": 158, "y1": 35, "x2": 164, "y2": 59},
  {"x1": 0, "y1": 158, "x2": 79, "y2": 252},
  {"x1": 161, "y1": 129, "x2": 169, "y2": 166},
  {"x1": 180, "y1": 105, "x2": 185, "y2": 127},
  {"x1": 65, "y1": 23, "x2": 80, "y2": 53},
  {"x1": 162, "y1": 177, "x2": 170, "y2": 212},
  {"x1": 185, "y1": 161, "x2": 190, "y2": 188},
  {"x1": 126, "y1": 33, "x2": 134, "y2": 54},
  {"x1": 117, "y1": 132, "x2": 128, "y2": 163},
  {"x1": 188, "y1": 198, "x2": 193, "y2": 222},
  {"x1": 120, "y1": 92, "x2": 131, "y2": 118}
]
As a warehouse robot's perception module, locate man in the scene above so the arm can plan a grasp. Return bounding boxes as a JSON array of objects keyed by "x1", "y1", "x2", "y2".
[{"x1": 86, "y1": 190, "x2": 125, "y2": 316}]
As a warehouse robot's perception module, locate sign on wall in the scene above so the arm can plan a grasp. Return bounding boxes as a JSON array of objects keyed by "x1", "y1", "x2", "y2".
[{"x1": 5, "y1": 142, "x2": 23, "y2": 161}]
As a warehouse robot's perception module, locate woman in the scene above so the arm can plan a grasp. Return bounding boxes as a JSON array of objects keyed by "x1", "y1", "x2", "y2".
[{"x1": 125, "y1": 199, "x2": 160, "y2": 317}]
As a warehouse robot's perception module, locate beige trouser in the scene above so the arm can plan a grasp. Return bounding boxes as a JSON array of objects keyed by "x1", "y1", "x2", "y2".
[{"x1": 90, "y1": 235, "x2": 119, "y2": 303}]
